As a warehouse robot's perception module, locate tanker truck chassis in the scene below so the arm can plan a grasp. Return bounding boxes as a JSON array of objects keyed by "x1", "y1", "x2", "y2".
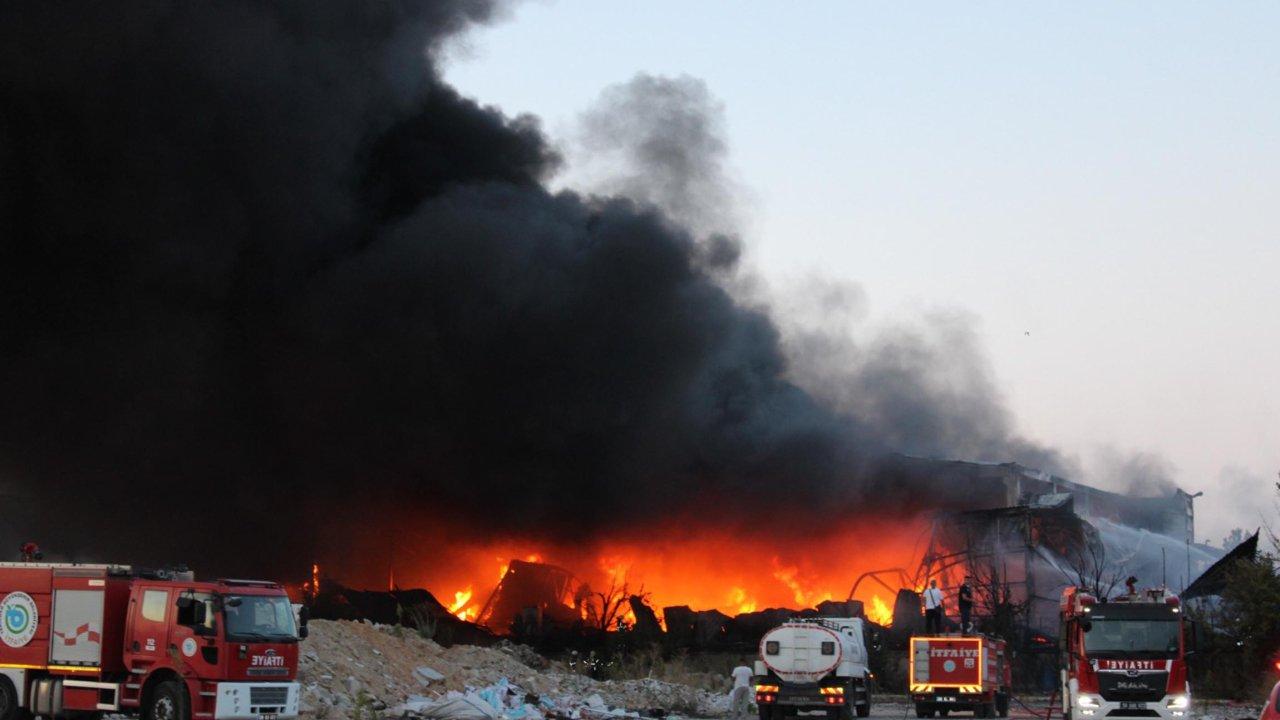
[{"x1": 754, "y1": 618, "x2": 873, "y2": 720}]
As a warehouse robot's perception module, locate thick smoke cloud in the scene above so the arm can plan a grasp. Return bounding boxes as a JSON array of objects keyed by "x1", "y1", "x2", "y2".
[
  {"x1": 569, "y1": 76, "x2": 1070, "y2": 474},
  {"x1": 570, "y1": 74, "x2": 740, "y2": 244},
  {"x1": 1, "y1": 2, "x2": 1062, "y2": 580}
]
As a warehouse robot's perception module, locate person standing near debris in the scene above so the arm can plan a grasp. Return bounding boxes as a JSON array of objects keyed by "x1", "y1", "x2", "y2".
[
  {"x1": 922, "y1": 579, "x2": 944, "y2": 633},
  {"x1": 731, "y1": 659, "x2": 754, "y2": 720},
  {"x1": 958, "y1": 575, "x2": 974, "y2": 634}
]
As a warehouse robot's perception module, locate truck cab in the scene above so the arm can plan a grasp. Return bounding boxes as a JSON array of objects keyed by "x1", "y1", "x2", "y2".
[
  {"x1": 122, "y1": 578, "x2": 302, "y2": 718},
  {"x1": 1059, "y1": 587, "x2": 1193, "y2": 720},
  {"x1": 0, "y1": 563, "x2": 303, "y2": 720}
]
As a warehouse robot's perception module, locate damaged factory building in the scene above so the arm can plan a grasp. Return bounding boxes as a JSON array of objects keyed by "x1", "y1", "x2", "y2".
[
  {"x1": 897, "y1": 457, "x2": 1220, "y2": 643},
  {"x1": 310, "y1": 454, "x2": 1233, "y2": 695},
  {"x1": 464, "y1": 457, "x2": 1224, "y2": 652}
]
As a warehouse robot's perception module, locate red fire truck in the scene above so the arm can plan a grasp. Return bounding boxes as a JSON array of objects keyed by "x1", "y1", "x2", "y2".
[
  {"x1": 908, "y1": 634, "x2": 1011, "y2": 718},
  {"x1": 0, "y1": 562, "x2": 305, "y2": 720},
  {"x1": 1059, "y1": 586, "x2": 1194, "y2": 720}
]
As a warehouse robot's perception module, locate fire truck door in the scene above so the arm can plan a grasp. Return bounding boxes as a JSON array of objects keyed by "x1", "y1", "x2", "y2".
[
  {"x1": 170, "y1": 591, "x2": 219, "y2": 674},
  {"x1": 126, "y1": 588, "x2": 172, "y2": 668}
]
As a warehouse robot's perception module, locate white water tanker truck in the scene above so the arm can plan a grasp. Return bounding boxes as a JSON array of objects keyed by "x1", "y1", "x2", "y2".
[{"x1": 754, "y1": 618, "x2": 873, "y2": 720}]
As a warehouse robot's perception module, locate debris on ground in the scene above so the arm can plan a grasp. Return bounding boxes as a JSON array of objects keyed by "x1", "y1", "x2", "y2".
[{"x1": 298, "y1": 620, "x2": 731, "y2": 718}]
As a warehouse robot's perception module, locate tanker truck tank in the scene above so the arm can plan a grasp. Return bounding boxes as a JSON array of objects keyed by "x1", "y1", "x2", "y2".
[{"x1": 753, "y1": 618, "x2": 873, "y2": 720}]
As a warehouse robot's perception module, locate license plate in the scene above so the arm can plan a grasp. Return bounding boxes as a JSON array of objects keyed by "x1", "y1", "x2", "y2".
[
  {"x1": 936, "y1": 697, "x2": 957, "y2": 702},
  {"x1": 780, "y1": 698, "x2": 813, "y2": 705},
  {"x1": 1120, "y1": 702, "x2": 1147, "y2": 710},
  {"x1": 259, "y1": 715, "x2": 278, "y2": 720}
]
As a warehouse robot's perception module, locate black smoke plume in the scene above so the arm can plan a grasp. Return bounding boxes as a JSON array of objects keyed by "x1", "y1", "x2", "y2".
[{"x1": 1, "y1": 2, "x2": 1061, "y2": 582}]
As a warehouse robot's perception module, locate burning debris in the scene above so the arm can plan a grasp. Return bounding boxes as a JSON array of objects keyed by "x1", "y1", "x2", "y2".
[
  {"x1": 477, "y1": 560, "x2": 588, "y2": 636},
  {"x1": 319, "y1": 457, "x2": 1220, "y2": 668},
  {"x1": 309, "y1": 579, "x2": 497, "y2": 647}
]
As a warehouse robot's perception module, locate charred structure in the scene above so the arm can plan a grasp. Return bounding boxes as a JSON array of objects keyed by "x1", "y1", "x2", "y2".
[{"x1": 908, "y1": 459, "x2": 1221, "y2": 644}]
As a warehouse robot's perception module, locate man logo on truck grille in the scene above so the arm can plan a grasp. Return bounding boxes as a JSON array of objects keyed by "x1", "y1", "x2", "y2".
[{"x1": 0, "y1": 592, "x2": 38, "y2": 648}]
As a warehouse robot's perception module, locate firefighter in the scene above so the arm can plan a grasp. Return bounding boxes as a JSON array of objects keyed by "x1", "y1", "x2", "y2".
[
  {"x1": 730, "y1": 657, "x2": 754, "y2": 720},
  {"x1": 958, "y1": 575, "x2": 974, "y2": 634},
  {"x1": 1118, "y1": 575, "x2": 1140, "y2": 600},
  {"x1": 922, "y1": 579, "x2": 944, "y2": 633}
]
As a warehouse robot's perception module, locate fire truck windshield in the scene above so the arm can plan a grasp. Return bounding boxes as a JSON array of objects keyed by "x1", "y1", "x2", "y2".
[
  {"x1": 1084, "y1": 619, "x2": 1180, "y2": 656},
  {"x1": 224, "y1": 594, "x2": 299, "y2": 642}
]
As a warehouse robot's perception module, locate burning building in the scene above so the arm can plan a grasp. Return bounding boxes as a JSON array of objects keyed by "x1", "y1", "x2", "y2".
[
  {"x1": 389, "y1": 456, "x2": 1219, "y2": 650},
  {"x1": 901, "y1": 458, "x2": 1220, "y2": 641},
  {"x1": 0, "y1": 4, "x2": 1229, "y2": 667}
]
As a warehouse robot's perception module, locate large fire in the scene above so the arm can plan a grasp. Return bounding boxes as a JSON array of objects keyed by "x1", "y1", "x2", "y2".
[{"x1": 395, "y1": 518, "x2": 929, "y2": 631}]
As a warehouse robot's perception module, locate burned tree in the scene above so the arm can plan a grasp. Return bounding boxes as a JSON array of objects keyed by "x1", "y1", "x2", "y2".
[
  {"x1": 1061, "y1": 528, "x2": 1123, "y2": 600},
  {"x1": 966, "y1": 555, "x2": 1031, "y2": 643},
  {"x1": 581, "y1": 572, "x2": 647, "y2": 632}
]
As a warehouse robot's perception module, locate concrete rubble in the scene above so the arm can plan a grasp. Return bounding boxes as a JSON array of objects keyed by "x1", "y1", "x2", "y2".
[{"x1": 299, "y1": 620, "x2": 732, "y2": 719}]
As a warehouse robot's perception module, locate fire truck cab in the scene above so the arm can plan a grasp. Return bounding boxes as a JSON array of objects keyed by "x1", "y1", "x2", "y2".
[
  {"x1": 0, "y1": 562, "x2": 303, "y2": 720},
  {"x1": 1059, "y1": 586, "x2": 1193, "y2": 720}
]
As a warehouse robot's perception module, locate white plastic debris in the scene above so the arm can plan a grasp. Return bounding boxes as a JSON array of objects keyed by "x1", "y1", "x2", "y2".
[
  {"x1": 417, "y1": 665, "x2": 447, "y2": 682},
  {"x1": 415, "y1": 690, "x2": 502, "y2": 720}
]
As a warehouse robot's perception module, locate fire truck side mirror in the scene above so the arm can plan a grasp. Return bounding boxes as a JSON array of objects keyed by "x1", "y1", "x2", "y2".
[
  {"x1": 1079, "y1": 619, "x2": 1092, "y2": 633},
  {"x1": 176, "y1": 595, "x2": 194, "y2": 610}
]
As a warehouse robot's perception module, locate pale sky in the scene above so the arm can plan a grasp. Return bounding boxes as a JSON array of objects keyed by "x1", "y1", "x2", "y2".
[{"x1": 442, "y1": 1, "x2": 1280, "y2": 544}]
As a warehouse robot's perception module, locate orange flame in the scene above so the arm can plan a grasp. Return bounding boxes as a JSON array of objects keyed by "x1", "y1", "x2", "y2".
[
  {"x1": 303, "y1": 563, "x2": 321, "y2": 600},
  {"x1": 729, "y1": 586, "x2": 757, "y2": 614},
  {"x1": 868, "y1": 594, "x2": 893, "y2": 625},
  {"x1": 449, "y1": 586, "x2": 475, "y2": 620},
  {"x1": 378, "y1": 517, "x2": 927, "y2": 633}
]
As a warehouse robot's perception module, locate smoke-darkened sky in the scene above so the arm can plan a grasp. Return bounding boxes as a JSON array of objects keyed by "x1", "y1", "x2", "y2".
[
  {"x1": 446, "y1": 1, "x2": 1280, "y2": 545},
  {"x1": 1, "y1": 2, "x2": 1269, "y2": 579}
]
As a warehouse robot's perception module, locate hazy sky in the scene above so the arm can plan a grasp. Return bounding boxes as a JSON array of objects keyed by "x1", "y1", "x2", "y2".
[{"x1": 442, "y1": 1, "x2": 1279, "y2": 544}]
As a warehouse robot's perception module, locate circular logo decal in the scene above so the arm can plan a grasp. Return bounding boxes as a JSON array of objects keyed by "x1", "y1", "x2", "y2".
[
  {"x1": 0, "y1": 592, "x2": 38, "y2": 648},
  {"x1": 943, "y1": 660, "x2": 957, "y2": 673},
  {"x1": 182, "y1": 638, "x2": 198, "y2": 657}
]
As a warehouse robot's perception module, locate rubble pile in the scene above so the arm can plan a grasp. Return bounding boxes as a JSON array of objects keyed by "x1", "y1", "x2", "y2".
[{"x1": 299, "y1": 620, "x2": 731, "y2": 718}]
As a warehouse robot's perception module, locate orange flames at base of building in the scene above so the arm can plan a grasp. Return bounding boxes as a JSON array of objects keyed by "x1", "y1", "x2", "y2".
[{"x1": 412, "y1": 519, "x2": 927, "y2": 631}]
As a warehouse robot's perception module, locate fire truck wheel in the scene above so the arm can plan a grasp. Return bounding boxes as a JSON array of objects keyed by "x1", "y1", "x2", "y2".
[
  {"x1": 914, "y1": 703, "x2": 931, "y2": 718},
  {"x1": 147, "y1": 680, "x2": 190, "y2": 720},
  {"x1": 0, "y1": 677, "x2": 31, "y2": 720},
  {"x1": 995, "y1": 693, "x2": 1009, "y2": 717},
  {"x1": 975, "y1": 702, "x2": 994, "y2": 718},
  {"x1": 855, "y1": 700, "x2": 871, "y2": 718}
]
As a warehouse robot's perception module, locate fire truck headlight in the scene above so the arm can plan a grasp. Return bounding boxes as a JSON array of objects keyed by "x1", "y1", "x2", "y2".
[
  {"x1": 1166, "y1": 696, "x2": 1190, "y2": 710},
  {"x1": 1076, "y1": 695, "x2": 1100, "y2": 709}
]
